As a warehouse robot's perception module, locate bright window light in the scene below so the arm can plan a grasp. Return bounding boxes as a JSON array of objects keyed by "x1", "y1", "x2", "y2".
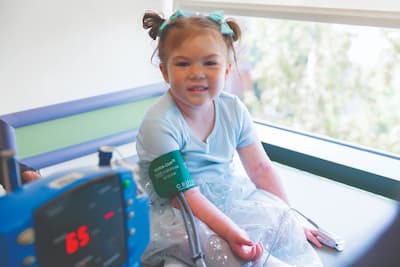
[{"x1": 228, "y1": 17, "x2": 400, "y2": 156}]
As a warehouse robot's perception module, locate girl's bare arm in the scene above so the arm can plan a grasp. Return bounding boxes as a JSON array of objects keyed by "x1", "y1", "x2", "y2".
[
  {"x1": 172, "y1": 187, "x2": 263, "y2": 261},
  {"x1": 237, "y1": 141, "x2": 289, "y2": 203}
]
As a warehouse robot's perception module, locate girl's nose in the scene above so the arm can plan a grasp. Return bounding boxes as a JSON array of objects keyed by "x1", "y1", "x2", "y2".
[{"x1": 189, "y1": 64, "x2": 205, "y2": 80}]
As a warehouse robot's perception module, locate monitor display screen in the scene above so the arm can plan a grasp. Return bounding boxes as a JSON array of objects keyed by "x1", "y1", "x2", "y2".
[{"x1": 34, "y1": 174, "x2": 127, "y2": 267}]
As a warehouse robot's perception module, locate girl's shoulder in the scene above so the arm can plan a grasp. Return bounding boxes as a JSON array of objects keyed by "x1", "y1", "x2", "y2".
[
  {"x1": 146, "y1": 92, "x2": 175, "y2": 115},
  {"x1": 143, "y1": 93, "x2": 179, "y2": 122},
  {"x1": 217, "y1": 91, "x2": 246, "y2": 112},
  {"x1": 218, "y1": 90, "x2": 238, "y2": 101},
  {"x1": 140, "y1": 92, "x2": 184, "y2": 131}
]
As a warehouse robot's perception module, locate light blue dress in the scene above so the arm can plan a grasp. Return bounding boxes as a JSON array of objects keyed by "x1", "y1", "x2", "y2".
[{"x1": 136, "y1": 91, "x2": 322, "y2": 267}]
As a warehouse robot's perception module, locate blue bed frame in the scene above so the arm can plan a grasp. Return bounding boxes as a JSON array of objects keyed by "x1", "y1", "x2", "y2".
[{"x1": 0, "y1": 83, "x2": 167, "y2": 170}]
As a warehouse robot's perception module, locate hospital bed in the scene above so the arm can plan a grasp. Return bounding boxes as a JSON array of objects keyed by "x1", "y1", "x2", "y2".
[{"x1": 0, "y1": 82, "x2": 398, "y2": 266}]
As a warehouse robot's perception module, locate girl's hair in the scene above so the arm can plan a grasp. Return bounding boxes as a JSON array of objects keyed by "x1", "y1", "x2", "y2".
[{"x1": 142, "y1": 10, "x2": 241, "y2": 64}]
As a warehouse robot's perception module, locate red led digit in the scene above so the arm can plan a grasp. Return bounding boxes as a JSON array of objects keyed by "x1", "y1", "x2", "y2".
[
  {"x1": 77, "y1": 225, "x2": 90, "y2": 247},
  {"x1": 65, "y1": 225, "x2": 90, "y2": 254},
  {"x1": 65, "y1": 232, "x2": 79, "y2": 254},
  {"x1": 104, "y1": 211, "x2": 114, "y2": 220}
]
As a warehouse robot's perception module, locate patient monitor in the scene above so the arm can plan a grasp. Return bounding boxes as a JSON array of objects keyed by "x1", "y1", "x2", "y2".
[{"x1": 0, "y1": 166, "x2": 150, "y2": 267}]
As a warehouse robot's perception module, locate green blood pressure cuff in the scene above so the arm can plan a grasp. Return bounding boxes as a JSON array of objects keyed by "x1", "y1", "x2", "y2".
[{"x1": 149, "y1": 150, "x2": 196, "y2": 198}]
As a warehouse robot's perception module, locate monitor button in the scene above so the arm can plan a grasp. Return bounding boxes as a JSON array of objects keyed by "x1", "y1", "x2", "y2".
[
  {"x1": 22, "y1": 256, "x2": 36, "y2": 266},
  {"x1": 126, "y1": 198, "x2": 134, "y2": 206},
  {"x1": 127, "y1": 211, "x2": 135, "y2": 219},
  {"x1": 17, "y1": 228, "x2": 35, "y2": 245}
]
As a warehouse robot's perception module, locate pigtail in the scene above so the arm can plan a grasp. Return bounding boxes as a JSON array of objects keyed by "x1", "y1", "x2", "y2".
[
  {"x1": 142, "y1": 11, "x2": 166, "y2": 40},
  {"x1": 226, "y1": 19, "x2": 241, "y2": 42}
]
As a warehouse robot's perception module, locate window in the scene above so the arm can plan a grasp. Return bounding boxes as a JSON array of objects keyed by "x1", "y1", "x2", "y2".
[{"x1": 234, "y1": 17, "x2": 400, "y2": 156}]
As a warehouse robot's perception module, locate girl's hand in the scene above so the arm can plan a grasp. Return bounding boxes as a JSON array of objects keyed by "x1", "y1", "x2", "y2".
[
  {"x1": 304, "y1": 227, "x2": 322, "y2": 248},
  {"x1": 226, "y1": 227, "x2": 263, "y2": 261}
]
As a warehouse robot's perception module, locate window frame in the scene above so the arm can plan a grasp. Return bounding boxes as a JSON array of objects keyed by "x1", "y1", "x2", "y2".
[
  {"x1": 255, "y1": 120, "x2": 400, "y2": 200},
  {"x1": 173, "y1": 0, "x2": 400, "y2": 28}
]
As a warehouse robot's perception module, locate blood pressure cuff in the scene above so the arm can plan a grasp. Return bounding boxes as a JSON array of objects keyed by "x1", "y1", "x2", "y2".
[{"x1": 149, "y1": 150, "x2": 196, "y2": 198}]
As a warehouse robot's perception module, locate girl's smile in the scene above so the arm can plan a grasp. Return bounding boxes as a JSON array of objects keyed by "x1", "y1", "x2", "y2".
[{"x1": 187, "y1": 85, "x2": 208, "y2": 92}]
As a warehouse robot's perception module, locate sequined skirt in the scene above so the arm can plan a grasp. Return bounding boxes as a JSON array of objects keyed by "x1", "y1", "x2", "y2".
[{"x1": 141, "y1": 173, "x2": 323, "y2": 267}]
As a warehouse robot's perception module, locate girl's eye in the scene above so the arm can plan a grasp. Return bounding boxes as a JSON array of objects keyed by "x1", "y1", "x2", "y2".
[
  {"x1": 175, "y1": 62, "x2": 189, "y2": 67},
  {"x1": 205, "y1": 61, "x2": 218, "y2": 66}
]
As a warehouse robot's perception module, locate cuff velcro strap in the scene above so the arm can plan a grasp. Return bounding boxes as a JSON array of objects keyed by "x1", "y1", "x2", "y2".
[{"x1": 149, "y1": 150, "x2": 196, "y2": 198}]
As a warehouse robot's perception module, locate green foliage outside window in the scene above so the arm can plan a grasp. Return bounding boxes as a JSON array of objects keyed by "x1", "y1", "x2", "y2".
[{"x1": 238, "y1": 18, "x2": 400, "y2": 155}]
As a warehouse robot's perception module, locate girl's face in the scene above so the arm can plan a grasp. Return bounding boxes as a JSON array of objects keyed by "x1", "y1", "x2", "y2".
[{"x1": 160, "y1": 31, "x2": 231, "y2": 111}]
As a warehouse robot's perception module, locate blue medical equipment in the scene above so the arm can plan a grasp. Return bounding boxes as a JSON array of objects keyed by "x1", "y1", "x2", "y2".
[{"x1": 0, "y1": 160, "x2": 150, "y2": 267}]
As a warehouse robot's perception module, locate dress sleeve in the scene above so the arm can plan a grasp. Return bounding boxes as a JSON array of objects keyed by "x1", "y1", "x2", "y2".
[
  {"x1": 136, "y1": 117, "x2": 181, "y2": 163},
  {"x1": 135, "y1": 113, "x2": 185, "y2": 202}
]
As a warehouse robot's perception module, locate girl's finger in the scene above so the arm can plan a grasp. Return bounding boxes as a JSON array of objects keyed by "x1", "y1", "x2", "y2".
[{"x1": 305, "y1": 229, "x2": 322, "y2": 248}]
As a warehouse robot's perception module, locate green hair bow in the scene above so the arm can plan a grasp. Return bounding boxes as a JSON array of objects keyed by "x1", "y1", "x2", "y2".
[
  {"x1": 159, "y1": 9, "x2": 190, "y2": 35},
  {"x1": 158, "y1": 9, "x2": 234, "y2": 37},
  {"x1": 207, "y1": 10, "x2": 234, "y2": 37}
]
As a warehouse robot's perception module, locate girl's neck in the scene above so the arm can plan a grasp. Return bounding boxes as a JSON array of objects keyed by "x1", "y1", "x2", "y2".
[
  {"x1": 176, "y1": 98, "x2": 216, "y2": 142},
  {"x1": 180, "y1": 101, "x2": 214, "y2": 120}
]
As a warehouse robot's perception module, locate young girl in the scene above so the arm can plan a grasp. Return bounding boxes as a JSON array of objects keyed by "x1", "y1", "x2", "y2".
[{"x1": 137, "y1": 10, "x2": 323, "y2": 267}]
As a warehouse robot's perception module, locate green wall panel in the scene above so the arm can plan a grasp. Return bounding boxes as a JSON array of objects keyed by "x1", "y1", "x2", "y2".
[{"x1": 15, "y1": 97, "x2": 158, "y2": 158}]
